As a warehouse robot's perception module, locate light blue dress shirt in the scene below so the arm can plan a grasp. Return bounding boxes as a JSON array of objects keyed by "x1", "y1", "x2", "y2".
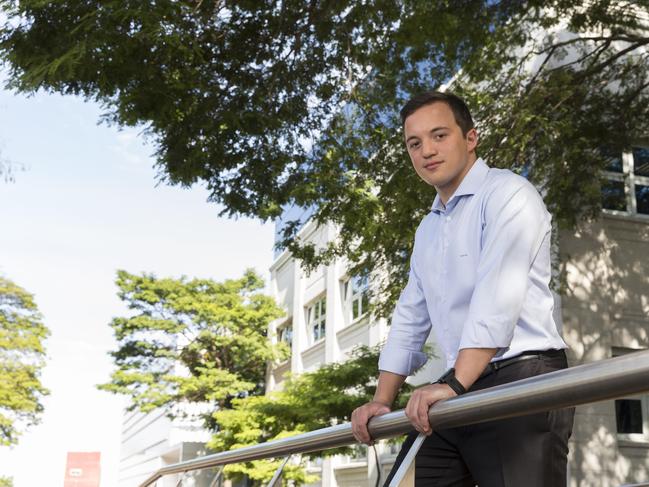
[{"x1": 378, "y1": 158, "x2": 567, "y2": 374}]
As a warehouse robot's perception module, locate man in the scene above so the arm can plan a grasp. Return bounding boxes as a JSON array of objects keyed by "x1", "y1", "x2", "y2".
[{"x1": 351, "y1": 91, "x2": 574, "y2": 486}]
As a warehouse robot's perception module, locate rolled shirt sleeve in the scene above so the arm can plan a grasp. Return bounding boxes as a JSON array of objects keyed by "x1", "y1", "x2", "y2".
[
  {"x1": 458, "y1": 180, "x2": 551, "y2": 352},
  {"x1": 378, "y1": 251, "x2": 432, "y2": 376}
]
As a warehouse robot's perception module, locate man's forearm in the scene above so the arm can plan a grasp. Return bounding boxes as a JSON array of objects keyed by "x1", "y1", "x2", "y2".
[
  {"x1": 374, "y1": 348, "x2": 495, "y2": 408},
  {"x1": 454, "y1": 347, "x2": 497, "y2": 391},
  {"x1": 373, "y1": 370, "x2": 407, "y2": 406}
]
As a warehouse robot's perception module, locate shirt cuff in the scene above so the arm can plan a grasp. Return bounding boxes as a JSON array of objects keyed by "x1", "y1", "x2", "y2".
[
  {"x1": 378, "y1": 345, "x2": 428, "y2": 376},
  {"x1": 458, "y1": 314, "x2": 515, "y2": 351}
]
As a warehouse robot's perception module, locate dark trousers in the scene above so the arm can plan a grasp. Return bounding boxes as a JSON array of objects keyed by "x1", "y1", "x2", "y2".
[{"x1": 384, "y1": 351, "x2": 575, "y2": 487}]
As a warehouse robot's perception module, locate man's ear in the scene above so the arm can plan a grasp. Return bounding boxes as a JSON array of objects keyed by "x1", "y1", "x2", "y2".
[{"x1": 466, "y1": 128, "x2": 478, "y2": 152}]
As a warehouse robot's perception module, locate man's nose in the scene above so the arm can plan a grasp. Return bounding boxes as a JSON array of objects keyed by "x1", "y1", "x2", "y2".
[{"x1": 422, "y1": 139, "x2": 438, "y2": 158}]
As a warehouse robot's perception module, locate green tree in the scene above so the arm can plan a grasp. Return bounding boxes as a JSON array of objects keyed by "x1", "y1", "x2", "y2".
[
  {"x1": 99, "y1": 269, "x2": 285, "y2": 414},
  {"x1": 0, "y1": 276, "x2": 49, "y2": 447},
  {"x1": 1, "y1": 1, "x2": 646, "y2": 312},
  {"x1": 100, "y1": 270, "x2": 427, "y2": 484},
  {"x1": 209, "y1": 344, "x2": 427, "y2": 485}
]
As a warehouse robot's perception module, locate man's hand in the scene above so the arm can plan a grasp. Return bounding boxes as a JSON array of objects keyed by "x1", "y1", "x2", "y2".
[
  {"x1": 405, "y1": 383, "x2": 456, "y2": 435},
  {"x1": 351, "y1": 400, "x2": 391, "y2": 445}
]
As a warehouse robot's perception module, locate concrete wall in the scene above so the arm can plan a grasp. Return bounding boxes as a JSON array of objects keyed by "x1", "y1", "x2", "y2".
[{"x1": 560, "y1": 214, "x2": 649, "y2": 486}]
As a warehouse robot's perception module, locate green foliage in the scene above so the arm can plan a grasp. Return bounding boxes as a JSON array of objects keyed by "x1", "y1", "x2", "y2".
[
  {"x1": 99, "y1": 269, "x2": 285, "y2": 415},
  {"x1": 0, "y1": 276, "x2": 49, "y2": 447},
  {"x1": 2, "y1": 1, "x2": 647, "y2": 312},
  {"x1": 99, "y1": 271, "x2": 425, "y2": 484},
  {"x1": 0, "y1": 476, "x2": 12, "y2": 487},
  {"x1": 209, "y1": 344, "x2": 431, "y2": 484}
]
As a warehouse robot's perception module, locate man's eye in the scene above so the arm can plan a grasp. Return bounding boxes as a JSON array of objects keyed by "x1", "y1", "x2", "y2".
[
  {"x1": 434, "y1": 133, "x2": 447, "y2": 140},
  {"x1": 409, "y1": 142, "x2": 420, "y2": 149}
]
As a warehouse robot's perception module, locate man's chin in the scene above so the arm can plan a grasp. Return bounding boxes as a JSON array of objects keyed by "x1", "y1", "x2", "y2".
[{"x1": 426, "y1": 176, "x2": 449, "y2": 188}]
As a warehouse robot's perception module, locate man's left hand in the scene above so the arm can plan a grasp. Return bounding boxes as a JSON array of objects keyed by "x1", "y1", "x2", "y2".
[{"x1": 405, "y1": 383, "x2": 456, "y2": 435}]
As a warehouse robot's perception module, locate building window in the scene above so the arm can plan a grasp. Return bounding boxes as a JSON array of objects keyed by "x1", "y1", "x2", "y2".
[
  {"x1": 351, "y1": 443, "x2": 367, "y2": 461},
  {"x1": 307, "y1": 455, "x2": 323, "y2": 469},
  {"x1": 613, "y1": 348, "x2": 649, "y2": 442},
  {"x1": 276, "y1": 320, "x2": 293, "y2": 350},
  {"x1": 602, "y1": 146, "x2": 649, "y2": 215},
  {"x1": 342, "y1": 275, "x2": 369, "y2": 325},
  {"x1": 340, "y1": 443, "x2": 367, "y2": 464},
  {"x1": 306, "y1": 298, "x2": 326, "y2": 344},
  {"x1": 615, "y1": 396, "x2": 649, "y2": 441},
  {"x1": 616, "y1": 399, "x2": 644, "y2": 434}
]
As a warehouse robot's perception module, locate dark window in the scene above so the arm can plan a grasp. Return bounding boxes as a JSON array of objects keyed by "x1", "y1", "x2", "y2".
[
  {"x1": 633, "y1": 147, "x2": 649, "y2": 177},
  {"x1": 343, "y1": 275, "x2": 370, "y2": 324},
  {"x1": 602, "y1": 147, "x2": 623, "y2": 173},
  {"x1": 615, "y1": 399, "x2": 644, "y2": 434},
  {"x1": 307, "y1": 298, "x2": 326, "y2": 343},
  {"x1": 601, "y1": 180, "x2": 626, "y2": 211},
  {"x1": 278, "y1": 324, "x2": 293, "y2": 348},
  {"x1": 635, "y1": 184, "x2": 649, "y2": 215}
]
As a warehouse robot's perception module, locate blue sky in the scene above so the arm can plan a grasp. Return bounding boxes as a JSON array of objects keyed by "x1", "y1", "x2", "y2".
[{"x1": 0, "y1": 79, "x2": 275, "y2": 485}]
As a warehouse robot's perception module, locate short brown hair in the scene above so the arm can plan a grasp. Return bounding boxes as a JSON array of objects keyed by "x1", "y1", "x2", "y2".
[{"x1": 400, "y1": 91, "x2": 474, "y2": 135}]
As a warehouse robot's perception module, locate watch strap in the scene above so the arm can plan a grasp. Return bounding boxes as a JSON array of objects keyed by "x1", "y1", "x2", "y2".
[{"x1": 435, "y1": 368, "x2": 467, "y2": 395}]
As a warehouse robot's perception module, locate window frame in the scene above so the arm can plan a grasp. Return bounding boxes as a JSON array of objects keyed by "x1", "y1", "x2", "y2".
[
  {"x1": 339, "y1": 443, "x2": 368, "y2": 465},
  {"x1": 276, "y1": 319, "x2": 293, "y2": 352},
  {"x1": 602, "y1": 146, "x2": 649, "y2": 217},
  {"x1": 612, "y1": 347, "x2": 649, "y2": 444},
  {"x1": 305, "y1": 297, "x2": 326, "y2": 345},
  {"x1": 342, "y1": 275, "x2": 370, "y2": 326}
]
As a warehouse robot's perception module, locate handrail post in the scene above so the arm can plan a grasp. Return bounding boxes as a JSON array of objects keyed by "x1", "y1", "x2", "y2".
[
  {"x1": 208, "y1": 467, "x2": 223, "y2": 487},
  {"x1": 174, "y1": 472, "x2": 188, "y2": 487},
  {"x1": 266, "y1": 455, "x2": 291, "y2": 487},
  {"x1": 388, "y1": 433, "x2": 426, "y2": 487}
]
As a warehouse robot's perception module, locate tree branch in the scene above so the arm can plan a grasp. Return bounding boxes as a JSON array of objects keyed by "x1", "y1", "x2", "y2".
[{"x1": 576, "y1": 39, "x2": 649, "y2": 81}]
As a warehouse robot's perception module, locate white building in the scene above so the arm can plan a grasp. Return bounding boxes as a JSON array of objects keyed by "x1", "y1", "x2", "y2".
[
  {"x1": 561, "y1": 146, "x2": 649, "y2": 486},
  {"x1": 117, "y1": 407, "x2": 215, "y2": 487}
]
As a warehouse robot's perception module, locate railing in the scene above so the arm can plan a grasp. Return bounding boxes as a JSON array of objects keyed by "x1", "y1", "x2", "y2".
[{"x1": 140, "y1": 350, "x2": 649, "y2": 487}]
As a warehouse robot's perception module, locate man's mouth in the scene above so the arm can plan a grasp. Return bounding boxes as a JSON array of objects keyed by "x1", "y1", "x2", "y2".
[{"x1": 423, "y1": 161, "x2": 443, "y2": 170}]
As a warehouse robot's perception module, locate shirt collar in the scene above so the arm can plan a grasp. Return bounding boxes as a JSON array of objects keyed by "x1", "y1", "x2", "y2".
[{"x1": 431, "y1": 158, "x2": 489, "y2": 213}]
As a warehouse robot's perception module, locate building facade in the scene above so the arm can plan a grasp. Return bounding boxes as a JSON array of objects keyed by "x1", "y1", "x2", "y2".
[
  {"x1": 561, "y1": 147, "x2": 649, "y2": 486},
  {"x1": 117, "y1": 407, "x2": 216, "y2": 487}
]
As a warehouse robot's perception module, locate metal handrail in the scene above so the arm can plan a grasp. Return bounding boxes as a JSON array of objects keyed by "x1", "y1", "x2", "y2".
[{"x1": 140, "y1": 350, "x2": 649, "y2": 487}]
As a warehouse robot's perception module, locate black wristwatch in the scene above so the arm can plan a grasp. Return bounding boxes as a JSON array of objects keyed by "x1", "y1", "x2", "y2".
[{"x1": 435, "y1": 368, "x2": 467, "y2": 396}]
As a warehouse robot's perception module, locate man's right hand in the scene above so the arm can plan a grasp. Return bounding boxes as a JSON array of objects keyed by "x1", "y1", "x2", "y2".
[{"x1": 351, "y1": 400, "x2": 391, "y2": 445}]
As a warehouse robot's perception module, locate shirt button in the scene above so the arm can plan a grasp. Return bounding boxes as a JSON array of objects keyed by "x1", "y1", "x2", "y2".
[{"x1": 446, "y1": 216, "x2": 451, "y2": 222}]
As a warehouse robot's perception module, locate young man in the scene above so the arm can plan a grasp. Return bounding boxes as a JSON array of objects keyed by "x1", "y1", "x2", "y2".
[{"x1": 351, "y1": 91, "x2": 574, "y2": 486}]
